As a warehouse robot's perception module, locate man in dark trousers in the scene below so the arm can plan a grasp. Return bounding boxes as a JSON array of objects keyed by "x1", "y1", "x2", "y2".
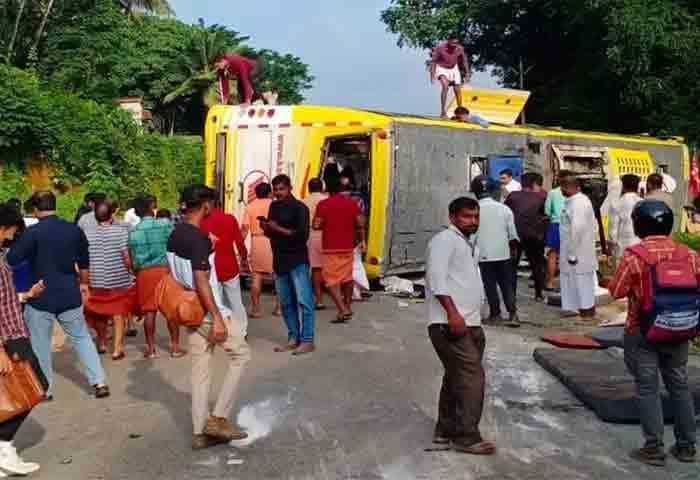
[
  {"x1": 506, "y1": 172, "x2": 549, "y2": 302},
  {"x1": 261, "y1": 174, "x2": 316, "y2": 355}
]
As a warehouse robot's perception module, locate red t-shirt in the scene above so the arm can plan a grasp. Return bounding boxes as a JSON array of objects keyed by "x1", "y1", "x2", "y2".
[
  {"x1": 315, "y1": 195, "x2": 360, "y2": 253},
  {"x1": 200, "y1": 209, "x2": 248, "y2": 282}
]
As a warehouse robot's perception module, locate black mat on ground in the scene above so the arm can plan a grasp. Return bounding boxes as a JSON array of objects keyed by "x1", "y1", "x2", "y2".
[
  {"x1": 587, "y1": 327, "x2": 625, "y2": 348},
  {"x1": 533, "y1": 347, "x2": 700, "y2": 423}
]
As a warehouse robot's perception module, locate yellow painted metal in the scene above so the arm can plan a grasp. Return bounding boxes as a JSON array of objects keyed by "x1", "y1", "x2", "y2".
[
  {"x1": 447, "y1": 86, "x2": 530, "y2": 124},
  {"x1": 607, "y1": 148, "x2": 656, "y2": 177}
]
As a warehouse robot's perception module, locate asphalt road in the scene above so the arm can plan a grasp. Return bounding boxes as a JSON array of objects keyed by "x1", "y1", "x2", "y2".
[{"x1": 18, "y1": 289, "x2": 700, "y2": 480}]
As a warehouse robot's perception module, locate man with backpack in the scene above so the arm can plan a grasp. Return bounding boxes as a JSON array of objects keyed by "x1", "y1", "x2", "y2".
[{"x1": 608, "y1": 200, "x2": 697, "y2": 466}]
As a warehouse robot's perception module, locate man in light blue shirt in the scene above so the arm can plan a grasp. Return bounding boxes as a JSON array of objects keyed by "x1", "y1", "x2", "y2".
[
  {"x1": 471, "y1": 176, "x2": 520, "y2": 327},
  {"x1": 544, "y1": 170, "x2": 570, "y2": 291}
]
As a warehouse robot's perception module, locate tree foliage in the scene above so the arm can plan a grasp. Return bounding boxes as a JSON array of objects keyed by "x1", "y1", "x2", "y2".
[{"x1": 382, "y1": 0, "x2": 700, "y2": 143}]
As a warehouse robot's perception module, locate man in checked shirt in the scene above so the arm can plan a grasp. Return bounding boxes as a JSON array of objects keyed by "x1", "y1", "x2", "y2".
[{"x1": 608, "y1": 200, "x2": 697, "y2": 467}]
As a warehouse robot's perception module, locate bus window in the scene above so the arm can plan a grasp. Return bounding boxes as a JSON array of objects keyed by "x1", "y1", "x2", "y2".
[{"x1": 320, "y1": 135, "x2": 372, "y2": 217}]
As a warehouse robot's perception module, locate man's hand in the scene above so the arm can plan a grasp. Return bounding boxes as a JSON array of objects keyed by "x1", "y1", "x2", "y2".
[
  {"x1": 80, "y1": 283, "x2": 90, "y2": 301},
  {"x1": 209, "y1": 233, "x2": 220, "y2": 245},
  {"x1": 447, "y1": 312, "x2": 468, "y2": 339},
  {"x1": 360, "y1": 241, "x2": 368, "y2": 254},
  {"x1": 209, "y1": 314, "x2": 228, "y2": 345},
  {"x1": 0, "y1": 350, "x2": 13, "y2": 376},
  {"x1": 240, "y1": 256, "x2": 250, "y2": 273},
  {"x1": 28, "y1": 280, "x2": 46, "y2": 299}
]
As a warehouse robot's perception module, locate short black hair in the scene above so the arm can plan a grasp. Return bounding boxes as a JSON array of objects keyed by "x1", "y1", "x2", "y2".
[
  {"x1": 500, "y1": 169, "x2": 513, "y2": 178},
  {"x1": 454, "y1": 106, "x2": 470, "y2": 116},
  {"x1": 6, "y1": 198, "x2": 21, "y2": 212},
  {"x1": 647, "y1": 173, "x2": 663, "y2": 190},
  {"x1": 0, "y1": 203, "x2": 23, "y2": 228},
  {"x1": 308, "y1": 178, "x2": 323, "y2": 193},
  {"x1": 521, "y1": 172, "x2": 543, "y2": 188},
  {"x1": 559, "y1": 174, "x2": 581, "y2": 189},
  {"x1": 180, "y1": 184, "x2": 217, "y2": 211},
  {"x1": 30, "y1": 190, "x2": 56, "y2": 212},
  {"x1": 255, "y1": 182, "x2": 272, "y2": 199},
  {"x1": 621, "y1": 174, "x2": 641, "y2": 192},
  {"x1": 449, "y1": 196, "x2": 480, "y2": 216},
  {"x1": 271, "y1": 174, "x2": 292, "y2": 188},
  {"x1": 557, "y1": 169, "x2": 574, "y2": 182},
  {"x1": 156, "y1": 208, "x2": 172, "y2": 219},
  {"x1": 326, "y1": 176, "x2": 342, "y2": 194},
  {"x1": 134, "y1": 194, "x2": 157, "y2": 218}
]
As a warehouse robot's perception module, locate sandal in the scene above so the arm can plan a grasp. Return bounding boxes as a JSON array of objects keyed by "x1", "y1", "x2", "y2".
[
  {"x1": 97, "y1": 346, "x2": 108, "y2": 355},
  {"x1": 315, "y1": 303, "x2": 327, "y2": 311},
  {"x1": 292, "y1": 343, "x2": 316, "y2": 356},
  {"x1": 170, "y1": 349, "x2": 187, "y2": 359},
  {"x1": 274, "y1": 342, "x2": 299, "y2": 353},
  {"x1": 112, "y1": 352, "x2": 126, "y2": 361},
  {"x1": 143, "y1": 349, "x2": 158, "y2": 359},
  {"x1": 331, "y1": 313, "x2": 353, "y2": 324},
  {"x1": 451, "y1": 440, "x2": 497, "y2": 455}
]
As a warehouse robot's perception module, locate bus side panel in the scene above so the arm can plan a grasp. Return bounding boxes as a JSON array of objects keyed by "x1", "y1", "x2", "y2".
[{"x1": 385, "y1": 124, "x2": 528, "y2": 275}]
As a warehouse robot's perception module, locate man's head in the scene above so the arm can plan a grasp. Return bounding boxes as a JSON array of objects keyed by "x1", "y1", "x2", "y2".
[
  {"x1": 632, "y1": 200, "x2": 673, "y2": 239},
  {"x1": 308, "y1": 178, "x2": 323, "y2": 194},
  {"x1": 271, "y1": 174, "x2": 293, "y2": 201},
  {"x1": 453, "y1": 106, "x2": 470, "y2": 122},
  {"x1": 470, "y1": 175, "x2": 498, "y2": 200},
  {"x1": 6, "y1": 198, "x2": 21, "y2": 214},
  {"x1": 255, "y1": 182, "x2": 272, "y2": 199},
  {"x1": 28, "y1": 191, "x2": 57, "y2": 217},
  {"x1": 156, "y1": 209, "x2": 172, "y2": 220},
  {"x1": 180, "y1": 184, "x2": 217, "y2": 221},
  {"x1": 447, "y1": 34, "x2": 460, "y2": 49},
  {"x1": 134, "y1": 194, "x2": 157, "y2": 218},
  {"x1": 325, "y1": 176, "x2": 342, "y2": 195},
  {"x1": 621, "y1": 174, "x2": 641, "y2": 194},
  {"x1": 449, "y1": 197, "x2": 480, "y2": 236},
  {"x1": 85, "y1": 192, "x2": 106, "y2": 210},
  {"x1": 0, "y1": 203, "x2": 24, "y2": 245},
  {"x1": 559, "y1": 174, "x2": 582, "y2": 198},
  {"x1": 95, "y1": 200, "x2": 117, "y2": 224},
  {"x1": 499, "y1": 169, "x2": 514, "y2": 187},
  {"x1": 646, "y1": 173, "x2": 664, "y2": 193},
  {"x1": 556, "y1": 169, "x2": 574, "y2": 186},
  {"x1": 521, "y1": 172, "x2": 543, "y2": 192}
]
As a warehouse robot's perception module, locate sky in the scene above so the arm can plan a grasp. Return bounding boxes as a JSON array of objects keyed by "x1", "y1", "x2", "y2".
[{"x1": 170, "y1": 0, "x2": 498, "y2": 116}]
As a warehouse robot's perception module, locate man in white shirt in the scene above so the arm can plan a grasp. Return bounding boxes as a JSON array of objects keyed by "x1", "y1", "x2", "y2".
[
  {"x1": 559, "y1": 174, "x2": 598, "y2": 319},
  {"x1": 425, "y1": 197, "x2": 496, "y2": 456},
  {"x1": 608, "y1": 174, "x2": 642, "y2": 258},
  {"x1": 471, "y1": 176, "x2": 520, "y2": 327},
  {"x1": 499, "y1": 168, "x2": 522, "y2": 199}
]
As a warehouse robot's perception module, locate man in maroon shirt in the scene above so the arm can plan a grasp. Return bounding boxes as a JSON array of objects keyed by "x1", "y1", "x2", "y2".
[
  {"x1": 200, "y1": 203, "x2": 250, "y2": 338},
  {"x1": 431, "y1": 35, "x2": 471, "y2": 118},
  {"x1": 215, "y1": 53, "x2": 260, "y2": 105}
]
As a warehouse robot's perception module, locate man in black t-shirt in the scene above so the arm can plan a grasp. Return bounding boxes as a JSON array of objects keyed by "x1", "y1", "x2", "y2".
[
  {"x1": 260, "y1": 174, "x2": 316, "y2": 355},
  {"x1": 167, "y1": 185, "x2": 251, "y2": 450}
]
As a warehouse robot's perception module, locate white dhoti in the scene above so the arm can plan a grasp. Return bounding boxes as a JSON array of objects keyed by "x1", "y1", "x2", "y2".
[{"x1": 560, "y1": 271, "x2": 597, "y2": 311}]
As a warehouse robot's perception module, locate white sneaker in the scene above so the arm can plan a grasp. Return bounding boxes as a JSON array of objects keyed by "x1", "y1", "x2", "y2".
[{"x1": 0, "y1": 442, "x2": 40, "y2": 475}]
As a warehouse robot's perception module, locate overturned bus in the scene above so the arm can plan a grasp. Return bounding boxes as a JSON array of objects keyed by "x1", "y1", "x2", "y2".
[{"x1": 204, "y1": 95, "x2": 688, "y2": 279}]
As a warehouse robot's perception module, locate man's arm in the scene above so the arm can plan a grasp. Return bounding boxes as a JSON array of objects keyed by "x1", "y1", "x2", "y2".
[
  {"x1": 426, "y1": 238, "x2": 467, "y2": 337},
  {"x1": 231, "y1": 217, "x2": 248, "y2": 260},
  {"x1": 460, "y1": 47, "x2": 471, "y2": 82},
  {"x1": 430, "y1": 47, "x2": 439, "y2": 82},
  {"x1": 356, "y1": 214, "x2": 367, "y2": 252},
  {"x1": 607, "y1": 255, "x2": 635, "y2": 300}
]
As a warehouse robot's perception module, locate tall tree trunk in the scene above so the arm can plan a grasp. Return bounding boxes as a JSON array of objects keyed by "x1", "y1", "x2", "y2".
[
  {"x1": 6, "y1": 0, "x2": 27, "y2": 64},
  {"x1": 31, "y1": 0, "x2": 55, "y2": 55}
]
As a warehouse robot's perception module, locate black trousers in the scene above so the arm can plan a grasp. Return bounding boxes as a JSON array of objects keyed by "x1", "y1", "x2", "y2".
[
  {"x1": 0, "y1": 338, "x2": 48, "y2": 442},
  {"x1": 513, "y1": 237, "x2": 546, "y2": 298},
  {"x1": 479, "y1": 260, "x2": 517, "y2": 316},
  {"x1": 428, "y1": 325, "x2": 486, "y2": 446}
]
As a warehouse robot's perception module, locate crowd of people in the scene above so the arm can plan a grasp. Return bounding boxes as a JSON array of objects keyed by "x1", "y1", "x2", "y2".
[
  {"x1": 425, "y1": 168, "x2": 696, "y2": 464},
  {"x1": 0, "y1": 165, "x2": 371, "y2": 464}
]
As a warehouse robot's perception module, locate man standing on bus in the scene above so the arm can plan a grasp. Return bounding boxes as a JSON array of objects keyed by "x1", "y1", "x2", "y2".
[
  {"x1": 431, "y1": 35, "x2": 471, "y2": 118},
  {"x1": 215, "y1": 53, "x2": 260, "y2": 105}
]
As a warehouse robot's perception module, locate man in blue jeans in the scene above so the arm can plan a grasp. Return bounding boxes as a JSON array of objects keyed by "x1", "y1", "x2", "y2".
[
  {"x1": 8, "y1": 191, "x2": 109, "y2": 399},
  {"x1": 261, "y1": 174, "x2": 316, "y2": 355}
]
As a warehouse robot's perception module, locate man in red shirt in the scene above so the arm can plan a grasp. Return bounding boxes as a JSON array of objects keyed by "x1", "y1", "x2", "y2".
[
  {"x1": 215, "y1": 53, "x2": 260, "y2": 105},
  {"x1": 431, "y1": 35, "x2": 471, "y2": 118},
  {"x1": 314, "y1": 177, "x2": 366, "y2": 322},
  {"x1": 608, "y1": 200, "x2": 697, "y2": 466},
  {"x1": 200, "y1": 203, "x2": 250, "y2": 338}
]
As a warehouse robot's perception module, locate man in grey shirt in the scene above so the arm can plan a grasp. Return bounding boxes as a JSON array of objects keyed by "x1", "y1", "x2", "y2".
[{"x1": 425, "y1": 197, "x2": 496, "y2": 456}]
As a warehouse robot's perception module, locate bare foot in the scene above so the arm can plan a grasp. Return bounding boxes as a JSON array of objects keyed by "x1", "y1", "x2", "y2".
[{"x1": 292, "y1": 343, "x2": 316, "y2": 356}]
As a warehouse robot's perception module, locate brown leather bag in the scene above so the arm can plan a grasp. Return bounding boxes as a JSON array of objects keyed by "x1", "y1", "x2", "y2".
[
  {"x1": 0, "y1": 360, "x2": 45, "y2": 423},
  {"x1": 155, "y1": 274, "x2": 206, "y2": 328}
]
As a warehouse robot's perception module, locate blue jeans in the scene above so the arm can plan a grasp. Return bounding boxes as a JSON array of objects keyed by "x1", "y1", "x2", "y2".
[
  {"x1": 275, "y1": 263, "x2": 316, "y2": 344},
  {"x1": 24, "y1": 305, "x2": 107, "y2": 395},
  {"x1": 624, "y1": 334, "x2": 696, "y2": 449}
]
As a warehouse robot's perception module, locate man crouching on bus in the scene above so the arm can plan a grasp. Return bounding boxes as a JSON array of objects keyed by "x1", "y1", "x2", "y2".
[{"x1": 425, "y1": 197, "x2": 496, "y2": 455}]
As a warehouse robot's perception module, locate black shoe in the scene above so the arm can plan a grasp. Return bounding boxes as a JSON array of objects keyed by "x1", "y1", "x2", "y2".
[
  {"x1": 630, "y1": 446, "x2": 666, "y2": 467},
  {"x1": 483, "y1": 315, "x2": 501, "y2": 325},
  {"x1": 94, "y1": 384, "x2": 110, "y2": 399},
  {"x1": 432, "y1": 435, "x2": 451, "y2": 445},
  {"x1": 504, "y1": 313, "x2": 520, "y2": 328},
  {"x1": 670, "y1": 444, "x2": 697, "y2": 463}
]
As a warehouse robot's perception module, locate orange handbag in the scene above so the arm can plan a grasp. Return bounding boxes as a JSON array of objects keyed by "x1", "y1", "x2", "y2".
[
  {"x1": 0, "y1": 360, "x2": 45, "y2": 423},
  {"x1": 155, "y1": 274, "x2": 206, "y2": 328}
]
